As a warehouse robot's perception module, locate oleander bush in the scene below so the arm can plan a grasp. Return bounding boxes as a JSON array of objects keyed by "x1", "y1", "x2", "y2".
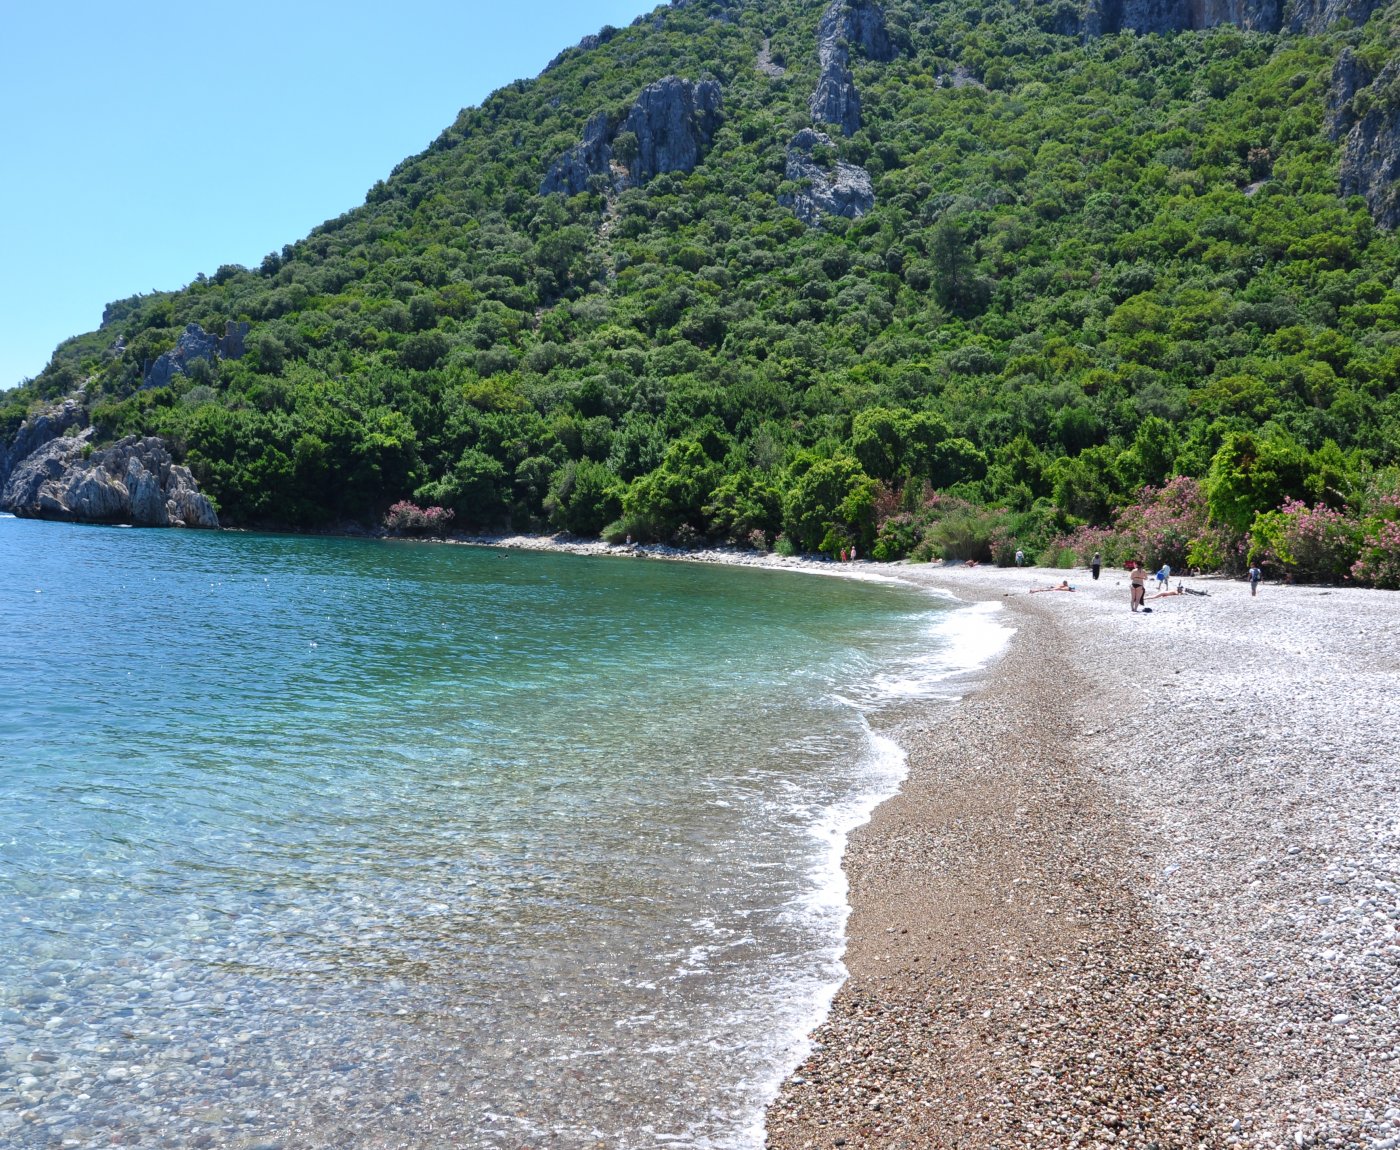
[{"x1": 384, "y1": 501, "x2": 455, "y2": 535}]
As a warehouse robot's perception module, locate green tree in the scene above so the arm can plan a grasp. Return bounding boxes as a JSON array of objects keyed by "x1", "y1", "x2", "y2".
[
  {"x1": 782, "y1": 454, "x2": 877, "y2": 554},
  {"x1": 1206, "y1": 431, "x2": 1311, "y2": 533}
]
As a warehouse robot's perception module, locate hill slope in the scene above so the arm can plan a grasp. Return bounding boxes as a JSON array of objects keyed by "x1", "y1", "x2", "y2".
[{"x1": 4, "y1": 0, "x2": 1399, "y2": 578}]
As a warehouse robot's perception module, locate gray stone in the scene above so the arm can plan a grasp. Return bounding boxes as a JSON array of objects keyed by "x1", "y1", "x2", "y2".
[
  {"x1": 126, "y1": 457, "x2": 167, "y2": 527},
  {"x1": 1083, "y1": 0, "x2": 1284, "y2": 35},
  {"x1": 0, "y1": 398, "x2": 85, "y2": 494},
  {"x1": 833, "y1": 0, "x2": 896, "y2": 62},
  {"x1": 142, "y1": 323, "x2": 223, "y2": 390},
  {"x1": 1286, "y1": 0, "x2": 1385, "y2": 32},
  {"x1": 1337, "y1": 59, "x2": 1400, "y2": 230},
  {"x1": 779, "y1": 128, "x2": 875, "y2": 226},
  {"x1": 623, "y1": 76, "x2": 723, "y2": 185},
  {"x1": 543, "y1": 76, "x2": 722, "y2": 196},
  {"x1": 220, "y1": 321, "x2": 250, "y2": 360},
  {"x1": 810, "y1": 61, "x2": 862, "y2": 137},
  {"x1": 807, "y1": 1, "x2": 895, "y2": 138},
  {"x1": 541, "y1": 112, "x2": 616, "y2": 196},
  {"x1": 1327, "y1": 49, "x2": 1372, "y2": 140},
  {"x1": 1, "y1": 432, "x2": 219, "y2": 529}
]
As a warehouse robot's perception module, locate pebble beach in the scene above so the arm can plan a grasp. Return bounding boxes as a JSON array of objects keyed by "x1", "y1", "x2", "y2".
[{"x1": 763, "y1": 563, "x2": 1400, "y2": 1150}]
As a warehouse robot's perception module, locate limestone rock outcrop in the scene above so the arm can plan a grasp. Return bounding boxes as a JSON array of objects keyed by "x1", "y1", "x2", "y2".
[
  {"x1": 809, "y1": 0, "x2": 895, "y2": 137},
  {"x1": 811, "y1": 59, "x2": 862, "y2": 139},
  {"x1": 779, "y1": 129, "x2": 875, "y2": 226},
  {"x1": 1082, "y1": 0, "x2": 1284, "y2": 36},
  {"x1": 1, "y1": 423, "x2": 219, "y2": 528},
  {"x1": 1078, "y1": 0, "x2": 1387, "y2": 34},
  {"x1": 542, "y1": 77, "x2": 722, "y2": 196},
  {"x1": 1332, "y1": 57, "x2": 1400, "y2": 230},
  {"x1": 1287, "y1": 0, "x2": 1385, "y2": 31},
  {"x1": 143, "y1": 322, "x2": 235, "y2": 390},
  {"x1": 624, "y1": 76, "x2": 723, "y2": 185},
  {"x1": 541, "y1": 112, "x2": 616, "y2": 196},
  {"x1": 0, "y1": 398, "x2": 86, "y2": 495}
]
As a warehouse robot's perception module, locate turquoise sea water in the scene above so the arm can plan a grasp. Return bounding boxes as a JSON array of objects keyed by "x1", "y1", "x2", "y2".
[{"x1": 0, "y1": 515, "x2": 1007, "y2": 1149}]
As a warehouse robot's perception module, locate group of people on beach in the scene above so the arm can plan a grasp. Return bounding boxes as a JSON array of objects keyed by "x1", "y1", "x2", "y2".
[{"x1": 1025, "y1": 551, "x2": 1246, "y2": 610}]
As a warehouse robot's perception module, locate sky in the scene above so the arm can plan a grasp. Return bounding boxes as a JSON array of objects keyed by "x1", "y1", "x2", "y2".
[{"x1": 0, "y1": 0, "x2": 660, "y2": 390}]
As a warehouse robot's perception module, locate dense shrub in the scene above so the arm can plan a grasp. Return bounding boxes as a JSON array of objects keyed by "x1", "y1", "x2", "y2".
[
  {"x1": 1248, "y1": 499, "x2": 1360, "y2": 583},
  {"x1": 384, "y1": 501, "x2": 455, "y2": 535}
]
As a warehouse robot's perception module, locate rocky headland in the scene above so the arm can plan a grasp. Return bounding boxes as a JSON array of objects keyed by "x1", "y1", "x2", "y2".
[{"x1": 1, "y1": 402, "x2": 218, "y2": 528}]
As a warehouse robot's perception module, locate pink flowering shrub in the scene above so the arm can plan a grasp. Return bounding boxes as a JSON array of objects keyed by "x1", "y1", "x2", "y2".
[
  {"x1": 1350, "y1": 493, "x2": 1400, "y2": 589},
  {"x1": 384, "y1": 500, "x2": 456, "y2": 536},
  {"x1": 1049, "y1": 478, "x2": 1234, "y2": 571},
  {"x1": 1248, "y1": 498, "x2": 1359, "y2": 583}
]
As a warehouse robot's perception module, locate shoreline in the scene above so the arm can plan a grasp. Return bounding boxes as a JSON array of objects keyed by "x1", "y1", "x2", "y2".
[
  {"x1": 765, "y1": 564, "x2": 1400, "y2": 1150},
  {"x1": 400, "y1": 531, "x2": 1400, "y2": 1146}
]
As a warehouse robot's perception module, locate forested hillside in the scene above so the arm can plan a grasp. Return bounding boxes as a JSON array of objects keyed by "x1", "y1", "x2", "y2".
[{"x1": 5, "y1": 0, "x2": 1400, "y2": 582}]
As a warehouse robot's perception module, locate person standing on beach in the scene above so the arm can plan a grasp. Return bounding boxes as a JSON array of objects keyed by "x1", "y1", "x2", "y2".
[
  {"x1": 1248, "y1": 563, "x2": 1262, "y2": 596},
  {"x1": 1091, "y1": 551, "x2": 1101, "y2": 581},
  {"x1": 1130, "y1": 563, "x2": 1147, "y2": 612},
  {"x1": 1156, "y1": 562, "x2": 1172, "y2": 592}
]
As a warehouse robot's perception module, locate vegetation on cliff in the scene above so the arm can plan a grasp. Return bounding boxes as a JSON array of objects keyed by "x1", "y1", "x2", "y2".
[{"x1": 4, "y1": 0, "x2": 1399, "y2": 582}]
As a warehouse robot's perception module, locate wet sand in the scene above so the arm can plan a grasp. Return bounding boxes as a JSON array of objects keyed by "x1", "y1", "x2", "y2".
[{"x1": 765, "y1": 565, "x2": 1400, "y2": 1150}]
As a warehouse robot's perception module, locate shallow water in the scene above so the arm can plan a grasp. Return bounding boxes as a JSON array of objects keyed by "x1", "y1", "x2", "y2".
[{"x1": 0, "y1": 517, "x2": 1006, "y2": 1148}]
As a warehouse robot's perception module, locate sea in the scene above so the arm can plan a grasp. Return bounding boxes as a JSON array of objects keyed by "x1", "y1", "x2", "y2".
[{"x1": 0, "y1": 514, "x2": 1009, "y2": 1149}]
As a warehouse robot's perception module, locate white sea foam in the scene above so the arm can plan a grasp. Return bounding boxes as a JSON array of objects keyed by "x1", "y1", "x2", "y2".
[{"x1": 729, "y1": 600, "x2": 1014, "y2": 1147}]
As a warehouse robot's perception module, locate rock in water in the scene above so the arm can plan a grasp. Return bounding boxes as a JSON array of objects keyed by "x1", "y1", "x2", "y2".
[{"x1": 1, "y1": 428, "x2": 219, "y2": 529}]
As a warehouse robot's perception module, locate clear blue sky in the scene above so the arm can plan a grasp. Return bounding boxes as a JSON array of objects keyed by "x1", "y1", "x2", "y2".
[{"x1": 0, "y1": 0, "x2": 658, "y2": 390}]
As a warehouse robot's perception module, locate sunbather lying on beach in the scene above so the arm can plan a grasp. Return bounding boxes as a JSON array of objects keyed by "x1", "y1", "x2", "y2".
[
  {"x1": 1146, "y1": 587, "x2": 1185, "y2": 599},
  {"x1": 1030, "y1": 580, "x2": 1075, "y2": 593}
]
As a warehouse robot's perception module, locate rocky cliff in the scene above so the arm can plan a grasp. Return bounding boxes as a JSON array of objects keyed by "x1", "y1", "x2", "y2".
[
  {"x1": 1082, "y1": 0, "x2": 1284, "y2": 36},
  {"x1": 1078, "y1": 0, "x2": 1388, "y2": 36},
  {"x1": 0, "y1": 398, "x2": 86, "y2": 495},
  {"x1": 1287, "y1": 0, "x2": 1386, "y2": 31},
  {"x1": 809, "y1": 0, "x2": 896, "y2": 137},
  {"x1": 625, "y1": 76, "x2": 724, "y2": 185},
  {"x1": 141, "y1": 321, "x2": 250, "y2": 390},
  {"x1": 1, "y1": 408, "x2": 218, "y2": 528},
  {"x1": 542, "y1": 76, "x2": 722, "y2": 196},
  {"x1": 541, "y1": 112, "x2": 617, "y2": 197},
  {"x1": 1331, "y1": 55, "x2": 1400, "y2": 230},
  {"x1": 779, "y1": 128, "x2": 876, "y2": 226}
]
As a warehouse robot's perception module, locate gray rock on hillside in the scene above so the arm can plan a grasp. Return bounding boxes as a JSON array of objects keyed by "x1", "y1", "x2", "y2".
[
  {"x1": 1082, "y1": 0, "x2": 1284, "y2": 35},
  {"x1": 811, "y1": 61, "x2": 862, "y2": 138},
  {"x1": 624, "y1": 76, "x2": 723, "y2": 184},
  {"x1": 780, "y1": 128, "x2": 875, "y2": 226},
  {"x1": 143, "y1": 323, "x2": 223, "y2": 390},
  {"x1": 0, "y1": 398, "x2": 86, "y2": 494},
  {"x1": 1335, "y1": 59, "x2": 1400, "y2": 230},
  {"x1": 541, "y1": 112, "x2": 616, "y2": 196},
  {"x1": 542, "y1": 76, "x2": 722, "y2": 196},
  {"x1": 1287, "y1": 0, "x2": 1385, "y2": 31},
  {"x1": 2, "y1": 430, "x2": 219, "y2": 528},
  {"x1": 832, "y1": 0, "x2": 896, "y2": 62},
  {"x1": 809, "y1": 0, "x2": 895, "y2": 137}
]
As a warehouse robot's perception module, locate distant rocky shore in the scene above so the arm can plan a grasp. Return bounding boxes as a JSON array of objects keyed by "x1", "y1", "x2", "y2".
[{"x1": 0, "y1": 400, "x2": 218, "y2": 529}]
